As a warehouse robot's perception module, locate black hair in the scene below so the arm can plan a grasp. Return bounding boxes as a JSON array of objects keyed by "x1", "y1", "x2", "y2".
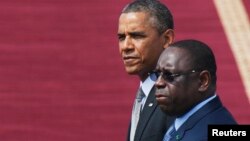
[
  {"x1": 170, "y1": 39, "x2": 217, "y2": 85},
  {"x1": 122, "y1": 0, "x2": 174, "y2": 34}
]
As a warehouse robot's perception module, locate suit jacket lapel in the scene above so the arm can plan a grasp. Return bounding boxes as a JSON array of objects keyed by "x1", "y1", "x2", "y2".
[
  {"x1": 134, "y1": 87, "x2": 158, "y2": 140},
  {"x1": 172, "y1": 96, "x2": 222, "y2": 140}
]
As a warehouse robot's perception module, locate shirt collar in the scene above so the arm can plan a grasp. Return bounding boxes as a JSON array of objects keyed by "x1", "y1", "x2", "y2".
[
  {"x1": 174, "y1": 94, "x2": 217, "y2": 130},
  {"x1": 140, "y1": 73, "x2": 156, "y2": 97}
]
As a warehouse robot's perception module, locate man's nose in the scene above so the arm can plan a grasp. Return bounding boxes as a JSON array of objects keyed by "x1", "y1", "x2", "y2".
[
  {"x1": 155, "y1": 75, "x2": 166, "y2": 88},
  {"x1": 123, "y1": 36, "x2": 134, "y2": 50}
]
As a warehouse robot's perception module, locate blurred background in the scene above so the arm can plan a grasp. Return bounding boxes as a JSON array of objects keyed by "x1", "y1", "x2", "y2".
[{"x1": 0, "y1": 0, "x2": 249, "y2": 141}]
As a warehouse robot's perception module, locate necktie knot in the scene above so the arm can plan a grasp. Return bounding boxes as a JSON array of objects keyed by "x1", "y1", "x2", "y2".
[
  {"x1": 163, "y1": 124, "x2": 176, "y2": 141},
  {"x1": 169, "y1": 126, "x2": 176, "y2": 137},
  {"x1": 136, "y1": 88, "x2": 145, "y2": 102}
]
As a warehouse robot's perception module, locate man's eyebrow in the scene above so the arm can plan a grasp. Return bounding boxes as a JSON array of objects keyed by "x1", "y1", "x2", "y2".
[
  {"x1": 117, "y1": 31, "x2": 146, "y2": 37},
  {"x1": 117, "y1": 33, "x2": 124, "y2": 36},
  {"x1": 129, "y1": 31, "x2": 145, "y2": 35}
]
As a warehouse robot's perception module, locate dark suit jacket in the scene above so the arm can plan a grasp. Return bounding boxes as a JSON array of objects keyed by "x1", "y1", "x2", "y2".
[
  {"x1": 169, "y1": 96, "x2": 237, "y2": 141},
  {"x1": 127, "y1": 87, "x2": 175, "y2": 141}
]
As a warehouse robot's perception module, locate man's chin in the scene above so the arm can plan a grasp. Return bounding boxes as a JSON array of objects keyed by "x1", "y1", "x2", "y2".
[
  {"x1": 125, "y1": 68, "x2": 139, "y2": 75},
  {"x1": 126, "y1": 71, "x2": 138, "y2": 75}
]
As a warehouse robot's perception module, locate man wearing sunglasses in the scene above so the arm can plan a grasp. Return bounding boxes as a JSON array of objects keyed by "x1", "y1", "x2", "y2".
[{"x1": 153, "y1": 39, "x2": 237, "y2": 141}]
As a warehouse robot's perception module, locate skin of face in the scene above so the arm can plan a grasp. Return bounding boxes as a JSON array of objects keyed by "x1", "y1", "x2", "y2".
[
  {"x1": 118, "y1": 12, "x2": 173, "y2": 81},
  {"x1": 154, "y1": 48, "x2": 201, "y2": 117}
]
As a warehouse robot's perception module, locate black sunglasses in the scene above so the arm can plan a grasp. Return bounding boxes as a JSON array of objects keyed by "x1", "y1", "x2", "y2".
[{"x1": 150, "y1": 70, "x2": 199, "y2": 82}]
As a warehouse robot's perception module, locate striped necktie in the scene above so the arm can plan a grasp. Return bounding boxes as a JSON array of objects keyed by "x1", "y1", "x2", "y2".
[{"x1": 163, "y1": 124, "x2": 176, "y2": 141}]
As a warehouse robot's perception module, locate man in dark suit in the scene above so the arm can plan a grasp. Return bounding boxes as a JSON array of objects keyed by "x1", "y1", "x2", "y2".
[
  {"x1": 153, "y1": 39, "x2": 237, "y2": 141},
  {"x1": 117, "y1": 0, "x2": 175, "y2": 141}
]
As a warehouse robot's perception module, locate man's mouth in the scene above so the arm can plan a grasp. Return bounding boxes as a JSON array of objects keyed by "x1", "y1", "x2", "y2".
[{"x1": 123, "y1": 56, "x2": 138, "y2": 64}]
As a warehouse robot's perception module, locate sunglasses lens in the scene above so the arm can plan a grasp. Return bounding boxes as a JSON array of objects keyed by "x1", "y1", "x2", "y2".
[
  {"x1": 163, "y1": 73, "x2": 175, "y2": 82},
  {"x1": 154, "y1": 72, "x2": 175, "y2": 82},
  {"x1": 155, "y1": 72, "x2": 160, "y2": 78}
]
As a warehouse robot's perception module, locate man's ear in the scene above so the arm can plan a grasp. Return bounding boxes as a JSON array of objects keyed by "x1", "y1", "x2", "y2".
[
  {"x1": 198, "y1": 70, "x2": 211, "y2": 92},
  {"x1": 163, "y1": 29, "x2": 174, "y2": 49}
]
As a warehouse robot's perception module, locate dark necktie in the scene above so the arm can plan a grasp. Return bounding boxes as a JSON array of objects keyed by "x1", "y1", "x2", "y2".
[{"x1": 130, "y1": 87, "x2": 145, "y2": 141}]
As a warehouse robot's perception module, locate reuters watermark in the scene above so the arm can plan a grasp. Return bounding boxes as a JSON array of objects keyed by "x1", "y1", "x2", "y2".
[{"x1": 208, "y1": 125, "x2": 249, "y2": 140}]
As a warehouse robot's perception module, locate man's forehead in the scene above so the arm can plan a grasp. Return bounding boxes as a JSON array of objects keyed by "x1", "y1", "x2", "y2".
[
  {"x1": 119, "y1": 12, "x2": 153, "y2": 26},
  {"x1": 118, "y1": 14, "x2": 155, "y2": 35},
  {"x1": 158, "y1": 48, "x2": 193, "y2": 68},
  {"x1": 164, "y1": 47, "x2": 190, "y2": 57}
]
